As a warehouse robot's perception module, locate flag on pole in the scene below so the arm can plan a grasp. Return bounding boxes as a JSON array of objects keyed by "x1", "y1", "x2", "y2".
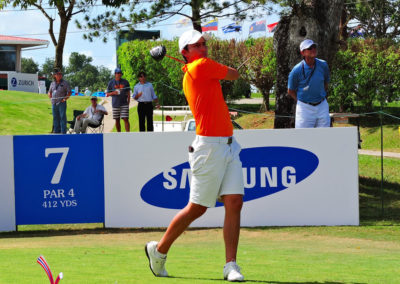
[
  {"x1": 249, "y1": 20, "x2": 266, "y2": 34},
  {"x1": 222, "y1": 22, "x2": 242, "y2": 33},
  {"x1": 176, "y1": 17, "x2": 192, "y2": 28},
  {"x1": 37, "y1": 255, "x2": 63, "y2": 284},
  {"x1": 37, "y1": 256, "x2": 54, "y2": 284},
  {"x1": 202, "y1": 18, "x2": 218, "y2": 32},
  {"x1": 267, "y1": 22, "x2": 278, "y2": 33}
]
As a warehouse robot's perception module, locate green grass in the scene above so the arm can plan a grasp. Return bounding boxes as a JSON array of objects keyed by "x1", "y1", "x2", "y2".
[
  {"x1": 0, "y1": 90, "x2": 91, "y2": 135},
  {"x1": 359, "y1": 125, "x2": 400, "y2": 153},
  {"x1": 1, "y1": 226, "x2": 400, "y2": 283},
  {"x1": 1, "y1": 92, "x2": 400, "y2": 283},
  {"x1": 359, "y1": 155, "x2": 400, "y2": 220}
]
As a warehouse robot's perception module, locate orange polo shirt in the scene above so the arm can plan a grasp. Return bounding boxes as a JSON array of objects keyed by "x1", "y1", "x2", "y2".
[{"x1": 182, "y1": 57, "x2": 233, "y2": 137}]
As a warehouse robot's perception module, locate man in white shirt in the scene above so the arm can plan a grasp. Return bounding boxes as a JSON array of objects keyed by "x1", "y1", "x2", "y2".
[
  {"x1": 74, "y1": 96, "x2": 108, "y2": 134},
  {"x1": 132, "y1": 71, "x2": 160, "y2": 131}
]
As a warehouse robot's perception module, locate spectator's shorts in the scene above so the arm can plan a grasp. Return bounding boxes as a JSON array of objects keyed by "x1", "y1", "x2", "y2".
[
  {"x1": 112, "y1": 105, "x2": 129, "y2": 119},
  {"x1": 188, "y1": 135, "x2": 244, "y2": 208}
]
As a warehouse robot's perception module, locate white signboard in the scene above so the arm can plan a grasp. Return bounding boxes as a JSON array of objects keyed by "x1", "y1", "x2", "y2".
[
  {"x1": 0, "y1": 136, "x2": 16, "y2": 232},
  {"x1": 7, "y1": 72, "x2": 38, "y2": 93},
  {"x1": 38, "y1": 81, "x2": 46, "y2": 94},
  {"x1": 104, "y1": 128, "x2": 359, "y2": 228}
]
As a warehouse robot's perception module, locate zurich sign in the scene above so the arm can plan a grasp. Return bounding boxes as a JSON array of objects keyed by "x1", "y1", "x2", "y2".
[{"x1": 141, "y1": 147, "x2": 319, "y2": 209}]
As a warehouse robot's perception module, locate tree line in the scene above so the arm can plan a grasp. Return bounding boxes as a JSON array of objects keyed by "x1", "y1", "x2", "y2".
[
  {"x1": 118, "y1": 36, "x2": 400, "y2": 113},
  {"x1": 22, "y1": 53, "x2": 113, "y2": 93}
]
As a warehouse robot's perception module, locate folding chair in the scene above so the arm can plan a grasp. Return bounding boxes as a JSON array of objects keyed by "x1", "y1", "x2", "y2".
[
  {"x1": 87, "y1": 115, "x2": 104, "y2": 133},
  {"x1": 67, "y1": 110, "x2": 84, "y2": 134}
]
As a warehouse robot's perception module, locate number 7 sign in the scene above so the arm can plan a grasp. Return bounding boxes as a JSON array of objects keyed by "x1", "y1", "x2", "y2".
[
  {"x1": 45, "y1": 147, "x2": 69, "y2": 184},
  {"x1": 14, "y1": 134, "x2": 105, "y2": 225}
]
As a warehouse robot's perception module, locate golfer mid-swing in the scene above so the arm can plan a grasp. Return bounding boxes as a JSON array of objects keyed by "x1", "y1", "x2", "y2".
[{"x1": 145, "y1": 30, "x2": 245, "y2": 282}]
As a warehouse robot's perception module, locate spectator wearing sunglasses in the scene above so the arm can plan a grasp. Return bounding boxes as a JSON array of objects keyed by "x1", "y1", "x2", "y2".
[
  {"x1": 288, "y1": 39, "x2": 331, "y2": 128},
  {"x1": 106, "y1": 68, "x2": 131, "y2": 132}
]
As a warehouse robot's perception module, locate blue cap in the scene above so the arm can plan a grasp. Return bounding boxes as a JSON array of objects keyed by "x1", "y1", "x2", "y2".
[{"x1": 114, "y1": 68, "x2": 123, "y2": 74}]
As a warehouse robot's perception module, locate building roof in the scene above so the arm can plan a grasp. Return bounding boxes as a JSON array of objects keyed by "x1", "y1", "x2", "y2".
[{"x1": 0, "y1": 35, "x2": 49, "y2": 48}]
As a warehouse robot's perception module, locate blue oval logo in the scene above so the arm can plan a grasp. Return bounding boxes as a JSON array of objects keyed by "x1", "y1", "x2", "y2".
[
  {"x1": 11, "y1": 77, "x2": 17, "y2": 87},
  {"x1": 140, "y1": 147, "x2": 319, "y2": 209}
]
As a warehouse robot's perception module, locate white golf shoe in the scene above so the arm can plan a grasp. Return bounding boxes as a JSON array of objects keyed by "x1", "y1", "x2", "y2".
[
  {"x1": 145, "y1": 241, "x2": 168, "y2": 277},
  {"x1": 223, "y1": 261, "x2": 244, "y2": 282}
]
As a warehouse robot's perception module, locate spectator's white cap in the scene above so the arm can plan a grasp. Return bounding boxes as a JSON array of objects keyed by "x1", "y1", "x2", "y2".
[
  {"x1": 179, "y1": 30, "x2": 211, "y2": 53},
  {"x1": 300, "y1": 39, "x2": 317, "y2": 51}
]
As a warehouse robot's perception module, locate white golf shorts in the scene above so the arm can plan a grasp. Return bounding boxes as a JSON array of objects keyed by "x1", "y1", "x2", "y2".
[
  {"x1": 188, "y1": 135, "x2": 244, "y2": 208},
  {"x1": 295, "y1": 98, "x2": 330, "y2": 128}
]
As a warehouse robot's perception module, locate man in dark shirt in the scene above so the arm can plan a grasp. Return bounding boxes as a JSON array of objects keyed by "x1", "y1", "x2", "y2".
[{"x1": 106, "y1": 68, "x2": 131, "y2": 132}]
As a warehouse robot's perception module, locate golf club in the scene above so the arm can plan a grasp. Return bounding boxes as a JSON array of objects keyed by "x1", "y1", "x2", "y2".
[
  {"x1": 149, "y1": 45, "x2": 185, "y2": 64},
  {"x1": 150, "y1": 45, "x2": 250, "y2": 71}
]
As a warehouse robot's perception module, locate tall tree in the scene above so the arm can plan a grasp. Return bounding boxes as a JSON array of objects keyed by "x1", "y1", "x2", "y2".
[
  {"x1": 6, "y1": 0, "x2": 93, "y2": 69},
  {"x1": 236, "y1": 37, "x2": 276, "y2": 111},
  {"x1": 272, "y1": 0, "x2": 344, "y2": 128},
  {"x1": 40, "y1": 57, "x2": 55, "y2": 79},
  {"x1": 79, "y1": 0, "x2": 269, "y2": 41},
  {"x1": 21, "y1": 57, "x2": 39, "y2": 73},
  {"x1": 64, "y1": 52, "x2": 112, "y2": 92},
  {"x1": 344, "y1": 0, "x2": 400, "y2": 39}
]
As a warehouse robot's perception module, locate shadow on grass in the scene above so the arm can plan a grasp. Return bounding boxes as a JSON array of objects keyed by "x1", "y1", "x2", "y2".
[
  {"x1": 169, "y1": 276, "x2": 365, "y2": 283},
  {"x1": 359, "y1": 176, "x2": 400, "y2": 221},
  {"x1": 0, "y1": 226, "x2": 215, "y2": 239}
]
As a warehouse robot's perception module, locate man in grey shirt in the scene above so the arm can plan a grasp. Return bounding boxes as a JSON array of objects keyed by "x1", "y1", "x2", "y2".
[{"x1": 48, "y1": 68, "x2": 71, "y2": 134}]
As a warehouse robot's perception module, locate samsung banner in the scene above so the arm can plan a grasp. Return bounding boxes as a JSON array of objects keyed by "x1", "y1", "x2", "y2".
[
  {"x1": 7, "y1": 72, "x2": 38, "y2": 93},
  {"x1": 13, "y1": 134, "x2": 105, "y2": 225},
  {"x1": 0, "y1": 128, "x2": 359, "y2": 232},
  {"x1": 104, "y1": 128, "x2": 359, "y2": 228}
]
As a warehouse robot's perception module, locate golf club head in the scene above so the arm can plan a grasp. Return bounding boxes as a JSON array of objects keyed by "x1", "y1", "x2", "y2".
[{"x1": 150, "y1": 45, "x2": 166, "y2": 61}]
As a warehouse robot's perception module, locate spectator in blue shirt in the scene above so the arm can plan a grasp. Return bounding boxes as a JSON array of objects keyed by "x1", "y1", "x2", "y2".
[
  {"x1": 288, "y1": 39, "x2": 331, "y2": 128},
  {"x1": 132, "y1": 71, "x2": 160, "y2": 132}
]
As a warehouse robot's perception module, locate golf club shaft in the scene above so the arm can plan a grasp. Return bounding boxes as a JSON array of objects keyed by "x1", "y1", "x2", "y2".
[{"x1": 165, "y1": 54, "x2": 185, "y2": 64}]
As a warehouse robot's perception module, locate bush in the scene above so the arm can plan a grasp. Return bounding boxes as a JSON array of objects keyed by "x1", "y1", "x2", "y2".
[
  {"x1": 232, "y1": 78, "x2": 251, "y2": 100},
  {"x1": 330, "y1": 39, "x2": 400, "y2": 112}
]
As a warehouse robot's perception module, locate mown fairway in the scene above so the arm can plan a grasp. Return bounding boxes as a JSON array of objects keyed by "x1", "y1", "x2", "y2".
[
  {"x1": 0, "y1": 226, "x2": 400, "y2": 284},
  {"x1": 1, "y1": 91, "x2": 399, "y2": 283}
]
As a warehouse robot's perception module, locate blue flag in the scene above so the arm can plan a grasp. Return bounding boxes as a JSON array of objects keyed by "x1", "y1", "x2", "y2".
[
  {"x1": 222, "y1": 23, "x2": 242, "y2": 33},
  {"x1": 249, "y1": 20, "x2": 266, "y2": 34}
]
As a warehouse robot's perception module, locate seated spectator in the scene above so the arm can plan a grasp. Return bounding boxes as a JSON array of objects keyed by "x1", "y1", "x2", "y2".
[{"x1": 74, "y1": 96, "x2": 108, "y2": 134}]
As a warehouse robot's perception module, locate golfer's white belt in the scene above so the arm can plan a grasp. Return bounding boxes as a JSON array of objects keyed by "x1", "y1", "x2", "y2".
[{"x1": 196, "y1": 135, "x2": 233, "y2": 145}]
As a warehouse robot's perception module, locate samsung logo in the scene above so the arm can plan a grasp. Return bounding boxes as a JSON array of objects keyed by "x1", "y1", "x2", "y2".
[{"x1": 141, "y1": 147, "x2": 319, "y2": 209}]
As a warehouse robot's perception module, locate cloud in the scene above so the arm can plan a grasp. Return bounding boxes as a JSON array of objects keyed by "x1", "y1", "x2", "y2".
[
  {"x1": 63, "y1": 51, "x2": 71, "y2": 66},
  {"x1": 0, "y1": 10, "x2": 52, "y2": 37}
]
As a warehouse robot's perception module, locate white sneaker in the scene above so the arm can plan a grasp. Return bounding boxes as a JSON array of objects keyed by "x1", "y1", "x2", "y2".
[
  {"x1": 223, "y1": 261, "x2": 244, "y2": 282},
  {"x1": 145, "y1": 241, "x2": 168, "y2": 277}
]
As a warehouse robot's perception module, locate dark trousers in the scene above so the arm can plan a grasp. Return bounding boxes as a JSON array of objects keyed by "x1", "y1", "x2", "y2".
[{"x1": 138, "y1": 102, "x2": 154, "y2": 132}]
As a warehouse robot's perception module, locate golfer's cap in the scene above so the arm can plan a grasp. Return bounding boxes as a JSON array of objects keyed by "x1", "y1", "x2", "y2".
[
  {"x1": 114, "y1": 67, "x2": 123, "y2": 74},
  {"x1": 90, "y1": 95, "x2": 97, "y2": 100},
  {"x1": 300, "y1": 39, "x2": 317, "y2": 51},
  {"x1": 179, "y1": 30, "x2": 210, "y2": 53}
]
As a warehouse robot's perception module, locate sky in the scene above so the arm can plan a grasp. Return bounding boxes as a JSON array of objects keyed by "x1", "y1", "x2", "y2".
[{"x1": 0, "y1": 2, "x2": 280, "y2": 71}]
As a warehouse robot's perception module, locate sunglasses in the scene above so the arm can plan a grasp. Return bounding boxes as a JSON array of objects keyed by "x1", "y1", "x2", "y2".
[
  {"x1": 115, "y1": 72, "x2": 122, "y2": 74},
  {"x1": 305, "y1": 45, "x2": 317, "y2": 51}
]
